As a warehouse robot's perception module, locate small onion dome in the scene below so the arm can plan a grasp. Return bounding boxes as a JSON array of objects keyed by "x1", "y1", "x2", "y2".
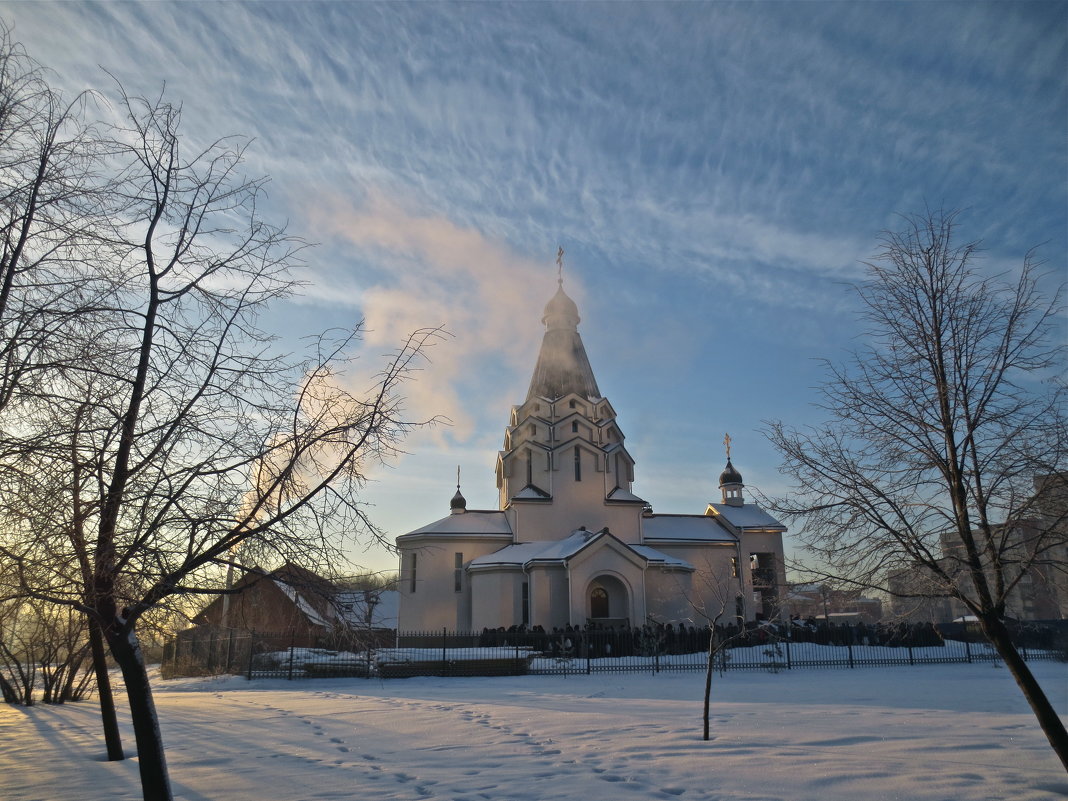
[
  {"x1": 719, "y1": 458, "x2": 743, "y2": 487},
  {"x1": 541, "y1": 282, "x2": 580, "y2": 330},
  {"x1": 450, "y1": 487, "x2": 467, "y2": 513}
]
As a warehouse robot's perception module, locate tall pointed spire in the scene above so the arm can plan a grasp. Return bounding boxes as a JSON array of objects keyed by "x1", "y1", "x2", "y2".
[{"x1": 526, "y1": 250, "x2": 600, "y2": 402}]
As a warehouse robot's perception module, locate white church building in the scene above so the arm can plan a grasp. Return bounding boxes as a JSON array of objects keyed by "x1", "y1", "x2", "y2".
[{"x1": 396, "y1": 279, "x2": 786, "y2": 632}]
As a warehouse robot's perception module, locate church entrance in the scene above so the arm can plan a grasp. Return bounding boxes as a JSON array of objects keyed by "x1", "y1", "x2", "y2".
[{"x1": 586, "y1": 575, "x2": 629, "y2": 628}]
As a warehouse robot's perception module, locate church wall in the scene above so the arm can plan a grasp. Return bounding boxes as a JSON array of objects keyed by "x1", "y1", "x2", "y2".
[
  {"x1": 469, "y1": 569, "x2": 524, "y2": 630},
  {"x1": 652, "y1": 543, "x2": 748, "y2": 621},
  {"x1": 645, "y1": 569, "x2": 698, "y2": 625},
  {"x1": 397, "y1": 537, "x2": 504, "y2": 631},
  {"x1": 529, "y1": 565, "x2": 570, "y2": 629},
  {"x1": 509, "y1": 499, "x2": 643, "y2": 545}
]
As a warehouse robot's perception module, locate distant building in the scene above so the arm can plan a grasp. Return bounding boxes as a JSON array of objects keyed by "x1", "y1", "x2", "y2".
[
  {"x1": 191, "y1": 563, "x2": 398, "y2": 648},
  {"x1": 786, "y1": 583, "x2": 883, "y2": 623},
  {"x1": 396, "y1": 279, "x2": 787, "y2": 632},
  {"x1": 889, "y1": 474, "x2": 1068, "y2": 623}
]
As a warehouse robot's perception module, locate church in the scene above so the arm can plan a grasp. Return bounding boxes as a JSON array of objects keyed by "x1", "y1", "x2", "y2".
[{"x1": 396, "y1": 274, "x2": 786, "y2": 633}]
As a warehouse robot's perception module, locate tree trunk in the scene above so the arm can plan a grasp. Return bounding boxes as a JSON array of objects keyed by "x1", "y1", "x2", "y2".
[
  {"x1": 980, "y1": 613, "x2": 1068, "y2": 774},
  {"x1": 89, "y1": 620, "x2": 124, "y2": 760},
  {"x1": 703, "y1": 630, "x2": 716, "y2": 741},
  {"x1": 109, "y1": 627, "x2": 172, "y2": 801}
]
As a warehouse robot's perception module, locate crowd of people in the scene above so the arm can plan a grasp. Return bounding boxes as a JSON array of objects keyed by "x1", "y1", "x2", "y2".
[{"x1": 475, "y1": 616, "x2": 953, "y2": 659}]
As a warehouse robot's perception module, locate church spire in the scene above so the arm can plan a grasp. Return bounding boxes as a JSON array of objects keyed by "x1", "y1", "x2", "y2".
[{"x1": 525, "y1": 249, "x2": 600, "y2": 402}]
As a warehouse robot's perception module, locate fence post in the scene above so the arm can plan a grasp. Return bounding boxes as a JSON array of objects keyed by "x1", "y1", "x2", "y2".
[
  {"x1": 586, "y1": 632, "x2": 591, "y2": 675},
  {"x1": 847, "y1": 642, "x2": 854, "y2": 669},
  {"x1": 226, "y1": 630, "x2": 235, "y2": 674},
  {"x1": 515, "y1": 641, "x2": 521, "y2": 676},
  {"x1": 287, "y1": 631, "x2": 296, "y2": 680},
  {"x1": 442, "y1": 627, "x2": 448, "y2": 676},
  {"x1": 965, "y1": 638, "x2": 972, "y2": 663},
  {"x1": 908, "y1": 646, "x2": 914, "y2": 666},
  {"x1": 785, "y1": 638, "x2": 792, "y2": 670}
]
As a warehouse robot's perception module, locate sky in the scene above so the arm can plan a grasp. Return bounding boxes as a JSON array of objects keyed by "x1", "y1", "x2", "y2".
[{"x1": 1, "y1": 1, "x2": 1065, "y2": 575}]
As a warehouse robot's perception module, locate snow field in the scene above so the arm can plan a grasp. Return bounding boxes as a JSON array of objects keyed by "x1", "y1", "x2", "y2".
[{"x1": 0, "y1": 661, "x2": 1065, "y2": 800}]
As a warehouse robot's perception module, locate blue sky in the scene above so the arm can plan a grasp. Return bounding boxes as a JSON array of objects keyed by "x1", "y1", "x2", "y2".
[{"x1": 4, "y1": 1, "x2": 1065, "y2": 574}]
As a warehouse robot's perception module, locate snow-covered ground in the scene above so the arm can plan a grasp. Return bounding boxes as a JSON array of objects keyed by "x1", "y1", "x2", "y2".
[{"x1": 1, "y1": 662, "x2": 1065, "y2": 800}]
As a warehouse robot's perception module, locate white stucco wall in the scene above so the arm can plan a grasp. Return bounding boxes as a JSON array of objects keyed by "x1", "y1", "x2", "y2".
[{"x1": 397, "y1": 536, "x2": 507, "y2": 631}]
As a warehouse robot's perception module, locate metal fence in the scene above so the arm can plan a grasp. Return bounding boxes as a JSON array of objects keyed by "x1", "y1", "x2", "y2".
[{"x1": 161, "y1": 621, "x2": 1066, "y2": 680}]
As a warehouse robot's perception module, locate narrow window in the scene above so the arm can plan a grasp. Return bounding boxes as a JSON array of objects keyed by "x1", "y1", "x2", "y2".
[
  {"x1": 409, "y1": 553, "x2": 417, "y2": 593},
  {"x1": 574, "y1": 446, "x2": 582, "y2": 481},
  {"x1": 454, "y1": 552, "x2": 463, "y2": 592},
  {"x1": 730, "y1": 556, "x2": 738, "y2": 578},
  {"x1": 572, "y1": 421, "x2": 578, "y2": 433},
  {"x1": 569, "y1": 399, "x2": 576, "y2": 409},
  {"x1": 521, "y1": 582, "x2": 529, "y2": 625},
  {"x1": 526, "y1": 449, "x2": 533, "y2": 486}
]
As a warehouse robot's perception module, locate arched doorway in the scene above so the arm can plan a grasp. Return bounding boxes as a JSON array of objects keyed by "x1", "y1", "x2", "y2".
[{"x1": 586, "y1": 575, "x2": 630, "y2": 626}]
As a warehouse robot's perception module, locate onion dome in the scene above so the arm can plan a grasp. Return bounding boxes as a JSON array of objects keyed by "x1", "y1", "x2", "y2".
[
  {"x1": 719, "y1": 458, "x2": 743, "y2": 487},
  {"x1": 450, "y1": 469, "x2": 467, "y2": 514},
  {"x1": 541, "y1": 281, "x2": 581, "y2": 331}
]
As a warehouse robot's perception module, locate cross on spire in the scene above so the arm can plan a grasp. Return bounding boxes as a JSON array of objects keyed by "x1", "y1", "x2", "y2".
[
  {"x1": 556, "y1": 246, "x2": 564, "y2": 285},
  {"x1": 723, "y1": 432, "x2": 732, "y2": 461}
]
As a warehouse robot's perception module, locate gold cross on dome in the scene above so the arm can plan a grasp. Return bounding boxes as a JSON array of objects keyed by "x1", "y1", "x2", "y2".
[{"x1": 724, "y1": 433, "x2": 732, "y2": 460}]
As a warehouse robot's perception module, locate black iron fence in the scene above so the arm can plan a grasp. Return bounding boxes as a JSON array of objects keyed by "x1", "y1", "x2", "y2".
[{"x1": 161, "y1": 620, "x2": 1067, "y2": 680}]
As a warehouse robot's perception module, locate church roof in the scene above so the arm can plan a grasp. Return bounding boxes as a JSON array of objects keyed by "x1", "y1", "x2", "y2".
[
  {"x1": 705, "y1": 502, "x2": 786, "y2": 532},
  {"x1": 630, "y1": 545, "x2": 694, "y2": 569},
  {"x1": 397, "y1": 510, "x2": 512, "y2": 540},
  {"x1": 526, "y1": 283, "x2": 601, "y2": 402},
  {"x1": 642, "y1": 514, "x2": 738, "y2": 543},
  {"x1": 468, "y1": 529, "x2": 693, "y2": 571},
  {"x1": 606, "y1": 486, "x2": 646, "y2": 503}
]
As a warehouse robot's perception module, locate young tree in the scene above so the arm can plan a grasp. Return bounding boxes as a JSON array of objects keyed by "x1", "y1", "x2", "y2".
[
  {"x1": 0, "y1": 80, "x2": 440, "y2": 801},
  {"x1": 767, "y1": 209, "x2": 1068, "y2": 770}
]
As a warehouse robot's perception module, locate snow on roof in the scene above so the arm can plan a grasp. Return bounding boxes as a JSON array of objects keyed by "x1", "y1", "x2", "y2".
[
  {"x1": 469, "y1": 531, "x2": 593, "y2": 568},
  {"x1": 606, "y1": 486, "x2": 645, "y2": 503},
  {"x1": 630, "y1": 545, "x2": 694, "y2": 570},
  {"x1": 642, "y1": 514, "x2": 737, "y2": 543},
  {"x1": 469, "y1": 531, "x2": 692, "y2": 571},
  {"x1": 705, "y1": 502, "x2": 786, "y2": 531},
  {"x1": 511, "y1": 484, "x2": 551, "y2": 500},
  {"x1": 399, "y1": 510, "x2": 513, "y2": 539},
  {"x1": 336, "y1": 589, "x2": 399, "y2": 628},
  {"x1": 273, "y1": 580, "x2": 331, "y2": 627}
]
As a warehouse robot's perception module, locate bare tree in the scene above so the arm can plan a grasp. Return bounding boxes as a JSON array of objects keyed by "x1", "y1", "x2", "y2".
[
  {"x1": 656, "y1": 557, "x2": 754, "y2": 741},
  {"x1": 0, "y1": 24, "x2": 126, "y2": 758},
  {"x1": 766, "y1": 209, "x2": 1068, "y2": 770},
  {"x1": 0, "y1": 77, "x2": 440, "y2": 801}
]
